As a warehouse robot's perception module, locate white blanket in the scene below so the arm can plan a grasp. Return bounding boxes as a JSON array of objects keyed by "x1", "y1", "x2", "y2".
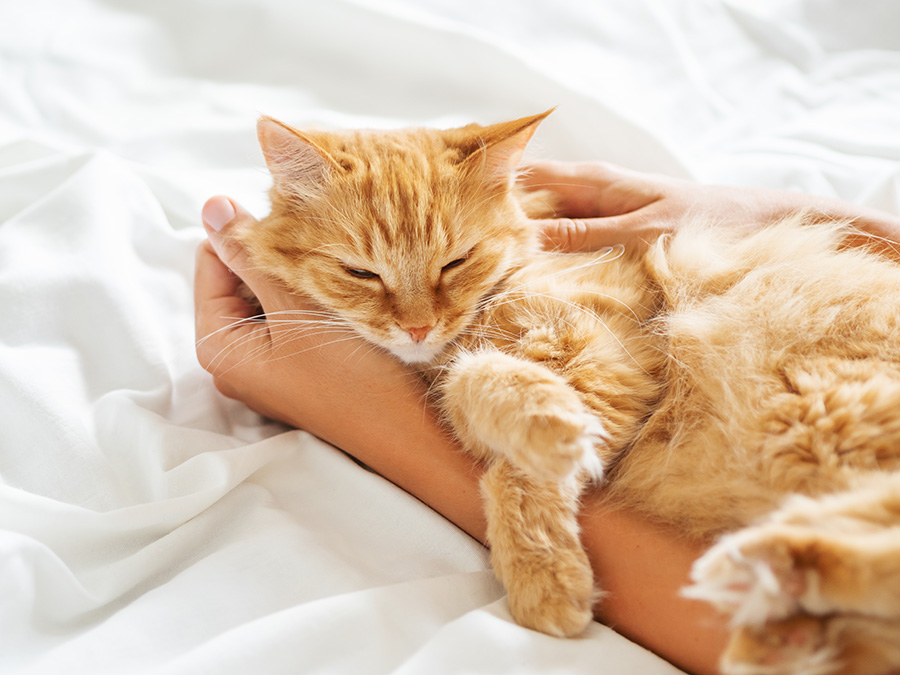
[{"x1": 2, "y1": 1, "x2": 898, "y2": 673}]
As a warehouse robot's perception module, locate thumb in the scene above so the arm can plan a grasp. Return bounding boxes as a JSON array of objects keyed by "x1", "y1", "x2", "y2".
[
  {"x1": 201, "y1": 196, "x2": 259, "y2": 276},
  {"x1": 200, "y1": 196, "x2": 301, "y2": 315}
]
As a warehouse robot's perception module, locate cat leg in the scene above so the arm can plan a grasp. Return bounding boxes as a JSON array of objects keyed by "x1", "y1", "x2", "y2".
[
  {"x1": 440, "y1": 350, "x2": 607, "y2": 483},
  {"x1": 687, "y1": 476, "x2": 900, "y2": 625},
  {"x1": 721, "y1": 613, "x2": 900, "y2": 675},
  {"x1": 481, "y1": 457, "x2": 596, "y2": 637}
]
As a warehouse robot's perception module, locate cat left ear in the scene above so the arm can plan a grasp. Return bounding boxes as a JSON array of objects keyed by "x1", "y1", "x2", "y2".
[
  {"x1": 257, "y1": 117, "x2": 339, "y2": 200},
  {"x1": 463, "y1": 109, "x2": 554, "y2": 186}
]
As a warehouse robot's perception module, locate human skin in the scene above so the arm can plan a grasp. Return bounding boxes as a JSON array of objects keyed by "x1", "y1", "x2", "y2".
[
  {"x1": 525, "y1": 160, "x2": 900, "y2": 259},
  {"x1": 194, "y1": 161, "x2": 900, "y2": 675}
]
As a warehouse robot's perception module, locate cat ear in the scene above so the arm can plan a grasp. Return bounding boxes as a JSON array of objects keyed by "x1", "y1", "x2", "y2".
[
  {"x1": 461, "y1": 109, "x2": 553, "y2": 186},
  {"x1": 257, "y1": 117, "x2": 339, "y2": 200}
]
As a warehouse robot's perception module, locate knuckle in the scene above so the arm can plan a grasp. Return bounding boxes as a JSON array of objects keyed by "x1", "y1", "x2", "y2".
[
  {"x1": 216, "y1": 233, "x2": 245, "y2": 267},
  {"x1": 560, "y1": 218, "x2": 590, "y2": 251}
]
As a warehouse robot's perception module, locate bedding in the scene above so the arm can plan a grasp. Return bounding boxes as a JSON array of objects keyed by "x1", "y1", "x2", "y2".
[{"x1": 1, "y1": 1, "x2": 898, "y2": 673}]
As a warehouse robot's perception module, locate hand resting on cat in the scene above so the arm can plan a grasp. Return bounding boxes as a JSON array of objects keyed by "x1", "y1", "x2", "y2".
[
  {"x1": 195, "y1": 150, "x2": 900, "y2": 675},
  {"x1": 524, "y1": 160, "x2": 900, "y2": 258}
]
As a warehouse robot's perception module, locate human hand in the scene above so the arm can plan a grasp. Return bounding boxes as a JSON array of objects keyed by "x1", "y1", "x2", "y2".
[
  {"x1": 195, "y1": 197, "x2": 303, "y2": 423},
  {"x1": 194, "y1": 196, "x2": 396, "y2": 429},
  {"x1": 520, "y1": 160, "x2": 792, "y2": 252},
  {"x1": 522, "y1": 159, "x2": 900, "y2": 256}
]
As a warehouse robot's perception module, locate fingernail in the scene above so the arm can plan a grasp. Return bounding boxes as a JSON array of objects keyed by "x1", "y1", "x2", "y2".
[{"x1": 202, "y1": 197, "x2": 236, "y2": 232}]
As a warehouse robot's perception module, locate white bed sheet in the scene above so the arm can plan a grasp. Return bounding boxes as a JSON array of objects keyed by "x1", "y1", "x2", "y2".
[{"x1": 1, "y1": 1, "x2": 898, "y2": 673}]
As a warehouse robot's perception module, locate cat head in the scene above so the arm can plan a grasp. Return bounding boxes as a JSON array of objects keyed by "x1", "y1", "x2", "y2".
[{"x1": 241, "y1": 111, "x2": 551, "y2": 364}]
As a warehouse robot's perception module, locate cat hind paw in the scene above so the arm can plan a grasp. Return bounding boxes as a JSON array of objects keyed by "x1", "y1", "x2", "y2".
[
  {"x1": 685, "y1": 529, "x2": 804, "y2": 627},
  {"x1": 721, "y1": 615, "x2": 839, "y2": 675}
]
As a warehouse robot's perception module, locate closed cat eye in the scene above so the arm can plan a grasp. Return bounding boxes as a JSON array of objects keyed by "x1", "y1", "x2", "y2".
[
  {"x1": 442, "y1": 258, "x2": 467, "y2": 273},
  {"x1": 344, "y1": 267, "x2": 379, "y2": 280}
]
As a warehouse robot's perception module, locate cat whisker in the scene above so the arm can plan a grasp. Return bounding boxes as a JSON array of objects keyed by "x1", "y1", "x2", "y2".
[
  {"x1": 485, "y1": 248, "x2": 626, "y2": 308},
  {"x1": 262, "y1": 333, "x2": 370, "y2": 363},
  {"x1": 338, "y1": 338, "x2": 380, "y2": 366},
  {"x1": 236, "y1": 327, "x2": 366, "y2": 373},
  {"x1": 201, "y1": 306, "x2": 361, "y2": 376},
  {"x1": 195, "y1": 314, "x2": 267, "y2": 350},
  {"x1": 204, "y1": 321, "x2": 273, "y2": 376},
  {"x1": 456, "y1": 326, "x2": 519, "y2": 344},
  {"x1": 478, "y1": 284, "x2": 642, "y2": 325}
]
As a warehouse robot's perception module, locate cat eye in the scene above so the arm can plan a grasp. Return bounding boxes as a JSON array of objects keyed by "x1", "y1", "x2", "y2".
[
  {"x1": 344, "y1": 267, "x2": 379, "y2": 280},
  {"x1": 442, "y1": 258, "x2": 467, "y2": 273}
]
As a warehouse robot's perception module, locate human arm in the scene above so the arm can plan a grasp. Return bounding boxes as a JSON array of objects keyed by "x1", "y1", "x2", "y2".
[{"x1": 194, "y1": 196, "x2": 728, "y2": 675}]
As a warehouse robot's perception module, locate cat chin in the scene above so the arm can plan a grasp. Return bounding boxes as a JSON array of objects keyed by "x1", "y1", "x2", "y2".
[{"x1": 388, "y1": 342, "x2": 446, "y2": 365}]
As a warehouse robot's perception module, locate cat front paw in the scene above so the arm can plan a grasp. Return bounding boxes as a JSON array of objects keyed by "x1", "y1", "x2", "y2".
[
  {"x1": 510, "y1": 407, "x2": 607, "y2": 483},
  {"x1": 503, "y1": 545, "x2": 597, "y2": 638},
  {"x1": 443, "y1": 351, "x2": 608, "y2": 484}
]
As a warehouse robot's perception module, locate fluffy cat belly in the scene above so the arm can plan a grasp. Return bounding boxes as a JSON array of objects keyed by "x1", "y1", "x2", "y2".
[
  {"x1": 609, "y1": 219, "x2": 900, "y2": 536},
  {"x1": 609, "y1": 218, "x2": 900, "y2": 674}
]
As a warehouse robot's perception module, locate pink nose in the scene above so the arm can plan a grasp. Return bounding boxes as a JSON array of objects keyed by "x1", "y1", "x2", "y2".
[{"x1": 405, "y1": 325, "x2": 433, "y2": 343}]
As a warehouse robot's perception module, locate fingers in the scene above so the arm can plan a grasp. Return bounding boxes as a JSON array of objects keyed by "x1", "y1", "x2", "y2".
[
  {"x1": 519, "y1": 160, "x2": 671, "y2": 222},
  {"x1": 520, "y1": 159, "x2": 618, "y2": 190},
  {"x1": 536, "y1": 207, "x2": 671, "y2": 252},
  {"x1": 201, "y1": 196, "x2": 306, "y2": 317},
  {"x1": 196, "y1": 197, "x2": 275, "y2": 377},
  {"x1": 521, "y1": 159, "x2": 664, "y2": 191},
  {"x1": 520, "y1": 161, "x2": 617, "y2": 219},
  {"x1": 194, "y1": 239, "x2": 269, "y2": 376}
]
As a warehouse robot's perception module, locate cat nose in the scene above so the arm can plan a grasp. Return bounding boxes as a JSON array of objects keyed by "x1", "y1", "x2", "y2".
[{"x1": 404, "y1": 325, "x2": 434, "y2": 343}]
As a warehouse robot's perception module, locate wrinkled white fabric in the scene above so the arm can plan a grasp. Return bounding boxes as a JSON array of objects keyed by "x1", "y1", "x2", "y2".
[{"x1": 1, "y1": 0, "x2": 898, "y2": 673}]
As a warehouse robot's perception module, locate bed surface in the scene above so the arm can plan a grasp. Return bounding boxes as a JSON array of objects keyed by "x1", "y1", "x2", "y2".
[{"x1": 2, "y1": 1, "x2": 899, "y2": 673}]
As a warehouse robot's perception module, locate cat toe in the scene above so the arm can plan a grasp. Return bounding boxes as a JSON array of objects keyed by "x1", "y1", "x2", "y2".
[
  {"x1": 513, "y1": 409, "x2": 607, "y2": 483},
  {"x1": 686, "y1": 530, "x2": 801, "y2": 626},
  {"x1": 505, "y1": 549, "x2": 597, "y2": 638},
  {"x1": 722, "y1": 615, "x2": 838, "y2": 675}
]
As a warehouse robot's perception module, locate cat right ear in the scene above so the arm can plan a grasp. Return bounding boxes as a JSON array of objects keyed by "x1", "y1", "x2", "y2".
[{"x1": 257, "y1": 117, "x2": 337, "y2": 200}]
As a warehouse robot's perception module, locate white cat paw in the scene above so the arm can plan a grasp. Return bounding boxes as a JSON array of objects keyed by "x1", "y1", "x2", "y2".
[
  {"x1": 721, "y1": 615, "x2": 839, "y2": 675},
  {"x1": 511, "y1": 408, "x2": 608, "y2": 483},
  {"x1": 684, "y1": 529, "x2": 805, "y2": 627}
]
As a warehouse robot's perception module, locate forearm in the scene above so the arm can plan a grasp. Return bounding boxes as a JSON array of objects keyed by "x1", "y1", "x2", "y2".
[
  {"x1": 247, "y1": 335, "x2": 488, "y2": 540},
  {"x1": 579, "y1": 502, "x2": 727, "y2": 675},
  {"x1": 282, "y1": 345, "x2": 726, "y2": 675}
]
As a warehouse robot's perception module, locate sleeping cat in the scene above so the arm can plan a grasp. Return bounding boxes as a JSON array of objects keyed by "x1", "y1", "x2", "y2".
[{"x1": 236, "y1": 110, "x2": 900, "y2": 675}]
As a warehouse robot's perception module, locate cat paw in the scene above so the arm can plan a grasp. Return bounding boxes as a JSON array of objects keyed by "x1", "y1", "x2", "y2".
[
  {"x1": 505, "y1": 547, "x2": 597, "y2": 638},
  {"x1": 685, "y1": 528, "x2": 809, "y2": 626},
  {"x1": 444, "y1": 351, "x2": 608, "y2": 483},
  {"x1": 509, "y1": 407, "x2": 607, "y2": 483},
  {"x1": 721, "y1": 615, "x2": 839, "y2": 675}
]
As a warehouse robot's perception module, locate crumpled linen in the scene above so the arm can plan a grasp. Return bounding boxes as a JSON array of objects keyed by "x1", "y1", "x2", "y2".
[{"x1": 1, "y1": 1, "x2": 898, "y2": 673}]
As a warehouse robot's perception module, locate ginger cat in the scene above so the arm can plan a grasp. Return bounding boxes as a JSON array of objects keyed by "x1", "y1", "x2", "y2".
[{"x1": 236, "y1": 111, "x2": 900, "y2": 675}]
